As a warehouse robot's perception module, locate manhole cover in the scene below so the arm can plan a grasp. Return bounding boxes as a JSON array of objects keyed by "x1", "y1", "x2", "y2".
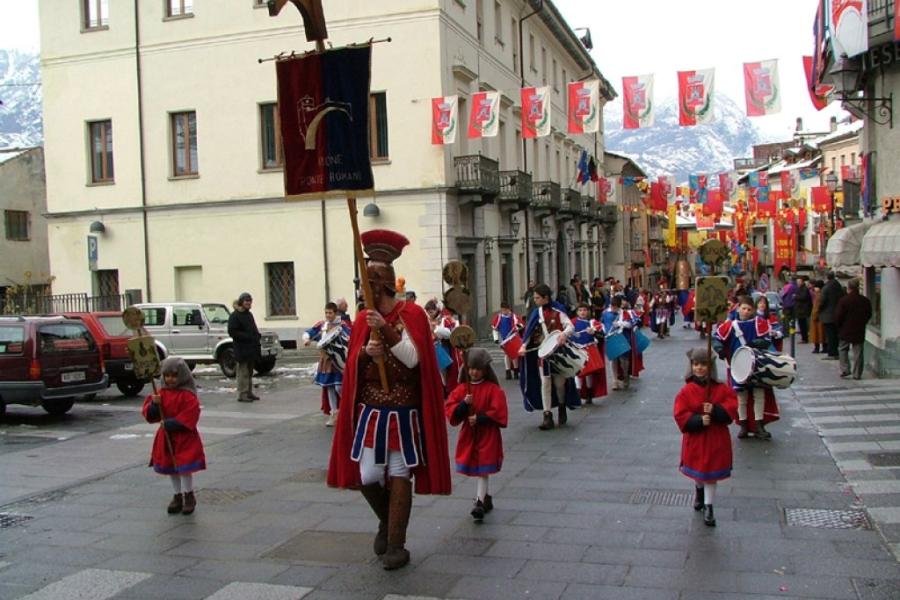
[
  {"x1": 866, "y1": 452, "x2": 900, "y2": 467},
  {"x1": 196, "y1": 488, "x2": 259, "y2": 505},
  {"x1": 284, "y1": 468, "x2": 327, "y2": 483},
  {"x1": 629, "y1": 489, "x2": 693, "y2": 507},
  {"x1": 0, "y1": 513, "x2": 34, "y2": 529},
  {"x1": 784, "y1": 508, "x2": 872, "y2": 530},
  {"x1": 263, "y1": 530, "x2": 375, "y2": 564}
]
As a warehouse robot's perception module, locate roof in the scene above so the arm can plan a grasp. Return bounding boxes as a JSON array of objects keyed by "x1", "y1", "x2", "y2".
[
  {"x1": 0, "y1": 149, "x2": 29, "y2": 165},
  {"x1": 814, "y1": 120, "x2": 864, "y2": 147},
  {"x1": 766, "y1": 155, "x2": 823, "y2": 176}
]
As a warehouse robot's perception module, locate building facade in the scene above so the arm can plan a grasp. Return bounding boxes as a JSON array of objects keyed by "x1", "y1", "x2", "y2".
[{"x1": 38, "y1": 0, "x2": 616, "y2": 339}]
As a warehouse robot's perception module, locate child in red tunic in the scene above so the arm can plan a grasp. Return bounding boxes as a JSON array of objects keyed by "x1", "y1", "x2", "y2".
[
  {"x1": 673, "y1": 347, "x2": 738, "y2": 527},
  {"x1": 446, "y1": 348, "x2": 508, "y2": 522},
  {"x1": 142, "y1": 356, "x2": 206, "y2": 515}
]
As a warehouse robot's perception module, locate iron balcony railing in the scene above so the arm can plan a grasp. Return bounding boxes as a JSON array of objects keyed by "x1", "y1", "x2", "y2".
[
  {"x1": 498, "y1": 170, "x2": 532, "y2": 208},
  {"x1": 454, "y1": 154, "x2": 500, "y2": 196},
  {"x1": 580, "y1": 195, "x2": 596, "y2": 218},
  {"x1": 560, "y1": 188, "x2": 580, "y2": 215},
  {"x1": 597, "y1": 204, "x2": 618, "y2": 224},
  {"x1": 531, "y1": 181, "x2": 561, "y2": 212},
  {"x1": 0, "y1": 292, "x2": 139, "y2": 316}
]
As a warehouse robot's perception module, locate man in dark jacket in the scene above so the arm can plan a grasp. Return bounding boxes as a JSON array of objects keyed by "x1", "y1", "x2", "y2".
[
  {"x1": 818, "y1": 271, "x2": 845, "y2": 359},
  {"x1": 228, "y1": 292, "x2": 261, "y2": 402},
  {"x1": 834, "y1": 278, "x2": 872, "y2": 380},
  {"x1": 793, "y1": 276, "x2": 812, "y2": 343}
]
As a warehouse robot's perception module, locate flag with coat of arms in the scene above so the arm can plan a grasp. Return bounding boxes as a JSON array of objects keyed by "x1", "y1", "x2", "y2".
[
  {"x1": 678, "y1": 68, "x2": 715, "y2": 126},
  {"x1": 621, "y1": 74, "x2": 654, "y2": 129},
  {"x1": 521, "y1": 86, "x2": 552, "y2": 138},
  {"x1": 744, "y1": 59, "x2": 781, "y2": 116},
  {"x1": 431, "y1": 95, "x2": 458, "y2": 145},
  {"x1": 467, "y1": 91, "x2": 500, "y2": 139},
  {"x1": 567, "y1": 80, "x2": 600, "y2": 134}
]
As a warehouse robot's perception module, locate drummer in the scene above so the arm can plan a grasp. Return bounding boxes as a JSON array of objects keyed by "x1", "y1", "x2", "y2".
[
  {"x1": 601, "y1": 296, "x2": 641, "y2": 391},
  {"x1": 713, "y1": 295, "x2": 780, "y2": 440},
  {"x1": 491, "y1": 301, "x2": 525, "y2": 380},
  {"x1": 571, "y1": 303, "x2": 607, "y2": 405},
  {"x1": 303, "y1": 302, "x2": 352, "y2": 427},
  {"x1": 518, "y1": 284, "x2": 580, "y2": 430},
  {"x1": 425, "y1": 300, "x2": 461, "y2": 396}
]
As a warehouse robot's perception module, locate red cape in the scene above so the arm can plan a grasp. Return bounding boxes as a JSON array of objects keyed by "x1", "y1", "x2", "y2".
[{"x1": 327, "y1": 301, "x2": 451, "y2": 495}]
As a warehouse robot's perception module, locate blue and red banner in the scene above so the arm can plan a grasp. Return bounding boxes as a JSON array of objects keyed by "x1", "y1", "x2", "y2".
[{"x1": 276, "y1": 46, "x2": 374, "y2": 199}]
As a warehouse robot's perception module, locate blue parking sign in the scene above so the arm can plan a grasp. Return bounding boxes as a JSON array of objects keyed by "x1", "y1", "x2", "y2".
[{"x1": 87, "y1": 235, "x2": 98, "y2": 271}]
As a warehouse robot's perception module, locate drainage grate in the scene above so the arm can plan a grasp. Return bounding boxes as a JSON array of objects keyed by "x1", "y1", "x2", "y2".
[
  {"x1": 629, "y1": 488, "x2": 693, "y2": 507},
  {"x1": 195, "y1": 488, "x2": 260, "y2": 506},
  {"x1": 0, "y1": 513, "x2": 34, "y2": 529},
  {"x1": 284, "y1": 468, "x2": 327, "y2": 483},
  {"x1": 785, "y1": 508, "x2": 872, "y2": 530},
  {"x1": 866, "y1": 452, "x2": 900, "y2": 467}
]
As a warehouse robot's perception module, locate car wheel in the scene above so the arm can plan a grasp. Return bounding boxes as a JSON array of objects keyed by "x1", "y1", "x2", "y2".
[
  {"x1": 0, "y1": 399, "x2": 6, "y2": 419},
  {"x1": 255, "y1": 357, "x2": 277, "y2": 375},
  {"x1": 42, "y1": 398, "x2": 75, "y2": 416},
  {"x1": 186, "y1": 361, "x2": 197, "y2": 372},
  {"x1": 219, "y1": 347, "x2": 237, "y2": 378},
  {"x1": 116, "y1": 380, "x2": 145, "y2": 397}
]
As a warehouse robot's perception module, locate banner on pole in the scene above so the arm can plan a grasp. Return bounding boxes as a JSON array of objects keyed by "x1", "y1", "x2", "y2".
[
  {"x1": 522, "y1": 86, "x2": 551, "y2": 139},
  {"x1": 468, "y1": 91, "x2": 500, "y2": 139},
  {"x1": 744, "y1": 59, "x2": 781, "y2": 116},
  {"x1": 622, "y1": 74, "x2": 654, "y2": 129},
  {"x1": 678, "y1": 68, "x2": 715, "y2": 126},
  {"x1": 568, "y1": 80, "x2": 600, "y2": 134},
  {"x1": 831, "y1": 0, "x2": 868, "y2": 58},
  {"x1": 432, "y1": 95, "x2": 458, "y2": 145}
]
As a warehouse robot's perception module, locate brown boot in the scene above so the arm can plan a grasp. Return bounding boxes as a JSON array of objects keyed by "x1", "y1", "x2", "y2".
[
  {"x1": 181, "y1": 491, "x2": 196, "y2": 515},
  {"x1": 557, "y1": 403, "x2": 568, "y2": 425},
  {"x1": 360, "y1": 483, "x2": 390, "y2": 556},
  {"x1": 382, "y1": 477, "x2": 412, "y2": 570},
  {"x1": 167, "y1": 493, "x2": 183, "y2": 514},
  {"x1": 737, "y1": 420, "x2": 749, "y2": 439},
  {"x1": 539, "y1": 411, "x2": 554, "y2": 430}
]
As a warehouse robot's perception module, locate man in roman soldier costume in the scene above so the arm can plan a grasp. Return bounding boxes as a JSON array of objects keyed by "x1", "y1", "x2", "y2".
[{"x1": 327, "y1": 229, "x2": 451, "y2": 570}]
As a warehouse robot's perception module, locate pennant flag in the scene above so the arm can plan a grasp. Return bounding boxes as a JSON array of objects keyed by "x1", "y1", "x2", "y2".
[
  {"x1": 666, "y1": 204, "x2": 678, "y2": 247},
  {"x1": 658, "y1": 175, "x2": 675, "y2": 204},
  {"x1": 689, "y1": 174, "x2": 708, "y2": 204},
  {"x1": 622, "y1": 74, "x2": 654, "y2": 129},
  {"x1": 704, "y1": 189, "x2": 723, "y2": 217},
  {"x1": 802, "y1": 56, "x2": 832, "y2": 111},
  {"x1": 811, "y1": 186, "x2": 833, "y2": 212},
  {"x1": 522, "y1": 86, "x2": 551, "y2": 139},
  {"x1": 744, "y1": 59, "x2": 781, "y2": 116},
  {"x1": 598, "y1": 176, "x2": 614, "y2": 204},
  {"x1": 588, "y1": 157, "x2": 599, "y2": 182},
  {"x1": 678, "y1": 68, "x2": 715, "y2": 126},
  {"x1": 696, "y1": 214, "x2": 716, "y2": 231},
  {"x1": 576, "y1": 150, "x2": 589, "y2": 185},
  {"x1": 896, "y1": 0, "x2": 900, "y2": 41},
  {"x1": 719, "y1": 171, "x2": 740, "y2": 203},
  {"x1": 568, "y1": 80, "x2": 600, "y2": 134},
  {"x1": 780, "y1": 170, "x2": 799, "y2": 198},
  {"x1": 861, "y1": 152, "x2": 872, "y2": 216},
  {"x1": 467, "y1": 91, "x2": 500, "y2": 139},
  {"x1": 812, "y1": 0, "x2": 828, "y2": 89},
  {"x1": 276, "y1": 45, "x2": 374, "y2": 198},
  {"x1": 650, "y1": 183, "x2": 667, "y2": 212},
  {"x1": 431, "y1": 95, "x2": 458, "y2": 145},
  {"x1": 831, "y1": 0, "x2": 868, "y2": 58},
  {"x1": 799, "y1": 167, "x2": 820, "y2": 180}
]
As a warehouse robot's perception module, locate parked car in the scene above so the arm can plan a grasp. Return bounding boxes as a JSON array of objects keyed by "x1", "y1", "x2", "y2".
[
  {"x1": 134, "y1": 302, "x2": 282, "y2": 378},
  {"x1": 61, "y1": 311, "x2": 149, "y2": 397},
  {"x1": 0, "y1": 316, "x2": 109, "y2": 417}
]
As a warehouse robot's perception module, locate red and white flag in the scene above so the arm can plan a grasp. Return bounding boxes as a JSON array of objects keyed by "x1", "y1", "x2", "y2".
[
  {"x1": 622, "y1": 74, "x2": 654, "y2": 129},
  {"x1": 467, "y1": 91, "x2": 500, "y2": 139},
  {"x1": 803, "y1": 56, "x2": 833, "y2": 111},
  {"x1": 431, "y1": 95, "x2": 458, "y2": 145},
  {"x1": 831, "y1": 0, "x2": 868, "y2": 58},
  {"x1": 744, "y1": 59, "x2": 781, "y2": 117},
  {"x1": 895, "y1": 0, "x2": 900, "y2": 41},
  {"x1": 677, "y1": 68, "x2": 715, "y2": 126},
  {"x1": 658, "y1": 175, "x2": 675, "y2": 204},
  {"x1": 567, "y1": 80, "x2": 600, "y2": 134},
  {"x1": 522, "y1": 86, "x2": 551, "y2": 139}
]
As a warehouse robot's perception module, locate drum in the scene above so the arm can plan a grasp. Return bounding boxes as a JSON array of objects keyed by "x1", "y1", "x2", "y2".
[
  {"x1": 579, "y1": 344, "x2": 605, "y2": 376},
  {"x1": 316, "y1": 326, "x2": 349, "y2": 372},
  {"x1": 731, "y1": 346, "x2": 797, "y2": 389},
  {"x1": 434, "y1": 341, "x2": 454, "y2": 370},
  {"x1": 537, "y1": 331, "x2": 588, "y2": 378},
  {"x1": 634, "y1": 329, "x2": 651, "y2": 354},
  {"x1": 500, "y1": 335, "x2": 523, "y2": 361},
  {"x1": 605, "y1": 333, "x2": 631, "y2": 360}
]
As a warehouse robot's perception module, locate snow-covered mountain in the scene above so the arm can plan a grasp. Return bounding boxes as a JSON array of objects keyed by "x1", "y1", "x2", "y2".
[
  {"x1": 604, "y1": 93, "x2": 766, "y2": 182},
  {"x1": 0, "y1": 49, "x2": 42, "y2": 148}
]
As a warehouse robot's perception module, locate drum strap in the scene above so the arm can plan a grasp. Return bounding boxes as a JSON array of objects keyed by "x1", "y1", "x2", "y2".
[
  {"x1": 538, "y1": 308, "x2": 550, "y2": 339},
  {"x1": 732, "y1": 320, "x2": 748, "y2": 348}
]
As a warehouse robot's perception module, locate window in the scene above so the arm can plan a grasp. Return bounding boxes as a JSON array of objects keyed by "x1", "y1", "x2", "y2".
[
  {"x1": 4, "y1": 210, "x2": 29, "y2": 241},
  {"x1": 494, "y1": 1, "x2": 502, "y2": 43},
  {"x1": 266, "y1": 262, "x2": 296, "y2": 316},
  {"x1": 552, "y1": 58, "x2": 558, "y2": 91},
  {"x1": 173, "y1": 307, "x2": 202, "y2": 326},
  {"x1": 529, "y1": 33, "x2": 536, "y2": 72},
  {"x1": 83, "y1": 0, "x2": 108, "y2": 29},
  {"x1": 562, "y1": 68, "x2": 567, "y2": 102},
  {"x1": 141, "y1": 308, "x2": 167, "y2": 327},
  {"x1": 89, "y1": 120, "x2": 114, "y2": 183},
  {"x1": 259, "y1": 103, "x2": 282, "y2": 169},
  {"x1": 541, "y1": 46, "x2": 547, "y2": 85},
  {"x1": 171, "y1": 111, "x2": 198, "y2": 176},
  {"x1": 369, "y1": 92, "x2": 389, "y2": 160},
  {"x1": 511, "y1": 18, "x2": 519, "y2": 70},
  {"x1": 166, "y1": 0, "x2": 193, "y2": 17},
  {"x1": 851, "y1": 152, "x2": 856, "y2": 164},
  {"x1": 475, "y1": 0, "x2": 484, "y2": 44}
]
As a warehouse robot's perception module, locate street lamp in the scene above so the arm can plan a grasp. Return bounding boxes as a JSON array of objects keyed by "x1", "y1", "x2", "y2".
[
  {"x1": 510, "y1": 215, "x2": 521, "y2": 238},
  {"x1": 825, "y1": 172, "x2": 838, "y2": 238}
]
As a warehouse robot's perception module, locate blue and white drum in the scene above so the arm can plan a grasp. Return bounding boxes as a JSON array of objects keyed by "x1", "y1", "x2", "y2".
[
  {"x1": 537, "y1": 331, "x2": 588, "y2": 378},
  {"x1": 434, "y1": 342, "x2": 454, "y2": 370},
  {"x1": 634, "y1": 329, "x2": 651, "y2": 354},
  {"x1": 731, "y1": 346, "x2": 797, "y2": 389},
  {"x1": 317, "y1": 326, "x2": 349, "y2": 372},
  {"x1": 605, "y1": 333, "x2": 631, "y2": 360}
]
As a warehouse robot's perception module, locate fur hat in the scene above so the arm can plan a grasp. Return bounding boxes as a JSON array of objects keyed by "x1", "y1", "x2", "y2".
[
  {"x1": 160, "y1": 356, "x2": 198, "y2": 397},
  {"x1": 460, "y1": 347, "x2": 499, "y2": 385},
  {"x1": 684, "y1": 346, "x2": 719, "y2": 383}
]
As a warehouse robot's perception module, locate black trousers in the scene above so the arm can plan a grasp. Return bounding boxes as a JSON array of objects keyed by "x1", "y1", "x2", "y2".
[
  {"x1": 823, "y1": 323, "x2": 839, "y2": 357},
  {"x1": 796, "y1": 317, "x2": 809, "y2": 343}
]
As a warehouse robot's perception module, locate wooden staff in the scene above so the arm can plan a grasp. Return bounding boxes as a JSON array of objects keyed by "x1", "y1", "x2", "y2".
[
  {"x1": 348, "y1": 197, "x2": 390, "y2": 392},
  {"x1": 143, "y1": 325, "x2": 178, "y2": 468}
]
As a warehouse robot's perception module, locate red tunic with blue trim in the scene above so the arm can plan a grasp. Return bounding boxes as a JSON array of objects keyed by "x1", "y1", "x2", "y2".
[
  {"x1": 445, "y1": 380, "x2": 508, "y2": 476},
  {"x1": 142, "y1": 389, "x2": 206, "y2": 475},
  {"x1": 674, "y1": 379, "x2": 738, "y2": 482}
]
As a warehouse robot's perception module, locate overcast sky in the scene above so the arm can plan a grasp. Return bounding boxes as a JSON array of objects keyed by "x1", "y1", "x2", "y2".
[{"x1": 2, "y1": 0, "x2": 844, "y2": 137}]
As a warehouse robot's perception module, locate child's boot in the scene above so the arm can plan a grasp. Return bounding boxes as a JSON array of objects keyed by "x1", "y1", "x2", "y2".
[
  {"x1": 693, "y1": 486, "x2": 704, "y2": 511},
  {"x1": 755, "y1": 420, "x2": 772, "y2": 440},
  {"x1": 483, "y1": 494, "x2": 494, "y2": 513},
  {"x1": 470, "y1": 499, "x2": 485, "y2": 522},
  {"x1": 167, "y1": 493, "x2": 183, "y2": 514},
  {"x1": 557, "y1": 403, "x2": 567, "y2": 425},
  {"x1": 737, "y1": 420, "x2": 749, "y2": 439},
  {"x1": 704, "y1": 505, "x2": 716, "y2": 527},
  {"x1": 182, "y1": 491, "x2": 196, "y2": 515},
  {"x1": 505, "y1": 369, "x2": 512, "y2": 380},
  {"x1": 539, "y1": 411, "x2": 554, "y2": 430}
]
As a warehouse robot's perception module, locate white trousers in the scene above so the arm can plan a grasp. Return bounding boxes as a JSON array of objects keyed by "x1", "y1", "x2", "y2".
[
  {"x1": 358, "y1": 447, "x2": 411, "y2": 486},
  {"x1": 737, "y1": 388, "x2": 765, "y2": 421}
]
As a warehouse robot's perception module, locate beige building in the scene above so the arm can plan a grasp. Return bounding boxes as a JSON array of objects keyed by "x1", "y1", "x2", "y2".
[{"x1": 38, "y1": 0, "x2": 616, "y2": 338}]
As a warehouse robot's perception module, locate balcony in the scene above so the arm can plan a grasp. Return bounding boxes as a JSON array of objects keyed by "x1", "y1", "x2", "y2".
[
  {"x1": 559, "y1": 187, "x2": 580, "y2": 217},
  {"x1": 597, "y1": 204, "x2": 618, "y2": 225},
  {"x1": 498, "y1": 170, "x2": 532, "y2": 210},
  {"x1": 630, "y1": 250, "x2": 646, "y2": 265},
  {"x1": 454, "y1": 154, "x2": 500, "y2": 205},
  {"x1": 531, "y1": 181, "x2": 561, "y2": 215},
  {"x1": 868, "y1": 0, "x2": 896, "y2": 41},
  {"x1": 581, "y1": 195, "x2": 597, "y2": 220}
]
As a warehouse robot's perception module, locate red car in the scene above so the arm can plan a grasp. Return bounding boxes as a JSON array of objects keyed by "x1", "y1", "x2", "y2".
[
  {"x1": 0, "y1": 316, "x2": 108, "y2": 416},
  {"x1": 62, "y1": 312, "x2": 149, "y2": 397}
]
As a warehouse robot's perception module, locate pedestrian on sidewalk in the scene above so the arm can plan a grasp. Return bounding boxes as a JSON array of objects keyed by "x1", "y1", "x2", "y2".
[
  {"x1": 673, "y1": 347, "x2": 738, "y2": 527},
  {"x1": 141, "y1": 357, "x2": 206, "y2": 516},
  {"x1": 794, "y1": 276, "x2": 812, "y2": 343},
  {"x1": 819, "y1": 271, "x2": 845, "y2": 359},
  {"x1": 228, "y1": 292, "x2": 261, "y2": 402},
  {"x1": 834, "y1": 278, "x2": 872, "y2": 380},
  {"x1": 327, "y1": 229, "x2": 451, "y2": 571},
  {"x1": 303, "y1": 302, "x2": 351, "y2": 427},
  {"x1": 445, "y1": 348, "x2": 508, "y2": 523},
  {"x1": 810, "y1": 280, "x2": 825, "y2": 353}
]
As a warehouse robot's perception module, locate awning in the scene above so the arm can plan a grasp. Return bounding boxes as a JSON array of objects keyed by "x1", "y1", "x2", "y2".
[
  {"x1": 826, "y1": 221, "x2": 871, "y2": 267},
  {"x1": 860, "y1": 219, "x2": 900, "y2": 268}
]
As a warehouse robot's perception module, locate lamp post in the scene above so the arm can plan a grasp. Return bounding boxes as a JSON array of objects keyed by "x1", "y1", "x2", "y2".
[
  {"x1": 825, "y1": 171, "x2": 838, "y2": 244},
  {"x1": 784, "y1": 219, "x2": 796, "y2": 358}
]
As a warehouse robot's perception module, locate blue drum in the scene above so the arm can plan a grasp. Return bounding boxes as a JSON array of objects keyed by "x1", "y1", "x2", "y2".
[
  {"x1": 434, "y1": 342, "x2": 453, "y2": 370},
  {"x1": 634, "y1": 329, "x2": 651, "y2": 354},
  {"x1": 605, "y1": 333, "x2": 631, "y2": 360}
]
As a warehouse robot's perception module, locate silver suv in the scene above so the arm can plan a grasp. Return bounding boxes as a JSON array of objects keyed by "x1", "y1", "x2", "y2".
[{"x1": 134, "y1": 302, "x2": 282, "y2": 377}]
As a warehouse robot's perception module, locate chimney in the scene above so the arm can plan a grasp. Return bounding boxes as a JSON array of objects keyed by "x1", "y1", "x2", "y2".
[{"x1": 830, "y1": 116, "x2": 838, "y2": 132}]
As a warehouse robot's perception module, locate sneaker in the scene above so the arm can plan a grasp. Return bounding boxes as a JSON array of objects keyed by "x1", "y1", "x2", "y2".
[{"x1": 470, "y1": 499, "x2": 485, "y2": 522}]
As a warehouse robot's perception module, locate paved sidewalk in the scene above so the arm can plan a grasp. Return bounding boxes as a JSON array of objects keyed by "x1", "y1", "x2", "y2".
[{"x1": 1, "y1": 325, "x2": 899, "y2": 599}]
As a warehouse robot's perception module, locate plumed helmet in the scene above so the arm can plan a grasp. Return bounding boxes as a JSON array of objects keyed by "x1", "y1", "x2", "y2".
[{"x1": 361, "y1": 229, "x2": 410, "y2": 298}]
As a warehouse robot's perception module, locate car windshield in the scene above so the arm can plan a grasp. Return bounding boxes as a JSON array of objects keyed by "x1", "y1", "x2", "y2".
[
  {"x1": 202, "y1": 304, "x2": 230, "y2": 324},
  {"x1": 97, "y1": 316, "x2": 131, "y2": 337},
  {"x1": 0, "y1": 326, "x2": 25, "y2": 355},
  {"x1": 38, "y1": 323, "x2": 95, "y2": 353}
]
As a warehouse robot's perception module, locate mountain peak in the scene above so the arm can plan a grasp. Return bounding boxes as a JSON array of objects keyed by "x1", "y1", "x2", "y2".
[{"x1": 0, "y1": 49, "x2": 42, "y2": 149}]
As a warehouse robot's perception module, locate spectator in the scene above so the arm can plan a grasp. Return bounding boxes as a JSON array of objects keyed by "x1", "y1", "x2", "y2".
[
  {"x1": 809, "y1": 280, "x2": 825, "y2": 353},
  {"x1": 834, "y1": 278, "x2": 872, "y2": 380},
  {"x1": 227, "y1": 292, "x2": 261, "y2": 402},
  {"x1": 522, "y1": 280, "x2": 537, "y2": 313},
  {"x1": 793, "y1": 277, "x2": 812, "y2": 343},
  {"x1": 818, "y1": 272, "x2": 845, "y2": 359},
  {"x1": 779, "y1": 277, "x2": 796, "y2": 326}
]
